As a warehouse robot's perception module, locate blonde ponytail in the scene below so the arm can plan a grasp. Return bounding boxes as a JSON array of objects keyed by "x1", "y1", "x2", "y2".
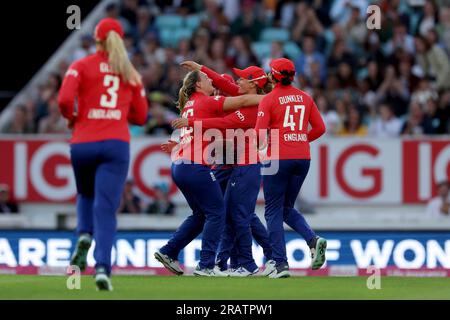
[
  {"x1": 177, "y1": 71, "x2": 200, "y2": 112},
  {"x1": 104, "y1": 31, "x2": 141, "y2": 85}
]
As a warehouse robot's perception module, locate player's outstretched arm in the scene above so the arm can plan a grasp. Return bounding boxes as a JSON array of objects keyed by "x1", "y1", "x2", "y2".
[
  {"x1": 222, "y1": 94, "x2": 263, "y2": 111},
  {"x1": 172, "y1": 110, "x2": 253, "y2": 130},
  {"x1": 180, "y1": 61, "x2": 240, "y2": 97}
]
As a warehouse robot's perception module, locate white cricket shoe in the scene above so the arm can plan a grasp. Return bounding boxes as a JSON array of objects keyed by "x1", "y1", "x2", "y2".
[
  {"x1": 229, "y1": 267, "x2": 259, "y2": 277},
  {"x1": 154, "y1": 251, "x2": 184, "y2": 275},
  {"x1": 95, "y1": 267, "x2": 113, "y2": 291},
  {"x1": 193, "y1": 265, "x2": 230, "y2": 277},
  {"x1": 260, "y1": 260, "x2": 276, "y2": 276},
  {"x1": 268, "y1": 264, "x2": 291, "y2": 279}
]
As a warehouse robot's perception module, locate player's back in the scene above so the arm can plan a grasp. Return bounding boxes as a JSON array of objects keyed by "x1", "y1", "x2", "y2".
[
  {"x1": 59, "y1": 51, "x2": 146, "y2": 143},
  {"x1": 262, "y1": 84, "x2": 316, "y2": 160}
]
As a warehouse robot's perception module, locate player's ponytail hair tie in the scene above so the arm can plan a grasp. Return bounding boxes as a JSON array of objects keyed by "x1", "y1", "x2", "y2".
[{"x1": 177, "y1": 70, "x2": 200, "y2": 112}]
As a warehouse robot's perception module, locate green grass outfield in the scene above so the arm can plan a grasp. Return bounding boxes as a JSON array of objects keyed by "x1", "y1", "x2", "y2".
[{"x1": 1, "y1": 275, "x2": 450, "y2": 300}]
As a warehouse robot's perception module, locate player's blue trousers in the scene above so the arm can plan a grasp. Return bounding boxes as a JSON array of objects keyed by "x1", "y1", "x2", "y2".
[
  {"x1": 159, "y1": 164, "x2": 272, "y2": 270},
  {"x1": 214, "y1": 165, "x2": 272, "y2": 272},
  {"x1": 161, "y1": 162, "x2": 225, "y2": 269},
  {"x1": 70, "y1": 139, "x2": 130, "y2": 275},
  {"x1": 262, "y1": 159, "x2": 316, "y2": 265}
]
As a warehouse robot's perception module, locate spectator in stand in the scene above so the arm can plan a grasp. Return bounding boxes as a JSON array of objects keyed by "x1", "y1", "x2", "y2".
[
  {"x1": 417, "y1": 0, "x2": 438, "y2": 37},
  {"x1": 23, "y1": 100, "x2": 37, "y2": 133},
  {"x1": 336, "y1": 62, "x2": 357, "y2": 89},
  {"x1": 105, "y1": 2, "x2": 120, "y2": 19},
  {"x1": 38, "y1": 97, "x2": 70, "y2": 134},
  {"x1": 411, "y1": 78, "x2": 439, "y2": 105},
  {"x1": 227, "y1": 35, "x2": 258, "y2": 69},
  {"x1": 160, "y1": 64, "x2": 184, "y2": 99},
  {"x1": 145, "y1": 102, "x2": 174, "y2": 136},
  {"x1": 436, "y1": 6, "x2": 450, "y2": 54},
  {"x1": 146, "y1": 183, "x2": 175, "y2": 215},
  {"x1": 328, "y1": 39, "x2": 356, "y2": 74},
  {"x1": 154, "y1": 0, "x2": 195, "y2": 14},
  {"x1": 330, "y1": 0, "x2": 368, "y2": 26},
  {"x1": 119, "y1": 180, "x2": 142, "y2": 214},
  {"x1": 262, "y1": 41, "x2": 287, "y2": 72},
  {"x1": 203, "y1": 0, "x2": 229, "y2": 35},
  {"x1": 316, "y1": 94, "x2": 341, "y2": 135},
  {"x1": 273, "y1": 0, "x2": 296, "y2": 29},
  {"x1": 401, "y1": 100, "x2": 425, "y2": 136},
  {"x1": 369, "y1": 103, "x2": 403, "y2": 137},
  {"x1": 295, "y1": 35, "x2": 326, "y2": 83},
  {"x1": 376, "y1": 65, "x2": 409, "y2": 116},
  {"x1": 337, "y1": 106, "x2": 368, "y2": 136},
  {"x1": 398, "y1": 57, "x2": 420, "y2": 95},
  {"x1": 72, "y1": 35, "x2": 95, "y2": 61},
  {"x1": 175, "y1": 39, "x2": 194, "y2": 64},
  {"x1": 191, "y1": 28, "x2": 212, "y2": 65},
  {"x1": 343, "y1": 4, "x2": 367, "y2": 47},
  {"x1": 362, "y1": 30, "x2": 386, "y2": 68},
  {"x1": 426, "y1": 180, "x2": 450, "y2": 218},
  {"x1": 140, "y1": 32, "x2": 165, "y2": 65},
  {"x1": 230, "y1": 0, "x2": 265, "y2": 41},
  {"x1": 358, "y1": 78, "x2": 377, "y2": 111},
  {"x1": 133, "y1": 6, "x2": 156, "y2": 40},
  {"x1": 422, "y1": 97, "x2": 448, "y2": 134},
  {"x1": 0, "y1": 184, "x2": 18, "y2": 214},
  {"x1": 120, "y1": 0, "x2": 139, "y2": 26},
  {"x1": 438, "y1": 90, "x2": 450, "y2": 133},
  {"x1": 291, "y1": 2, "x2": 325, "y2": 48},
  {"x1": 366, "y1": 60, "x2": 383, "y2": 91},
  {"x1": 207, "y1": 38, "x2": 228, "y2": 74},
  {"x1": 384, "y1": 22, "x2": 415, "y2": 56},
  {"x1": 415, "y1": 35, "x2": 450, "y2": 91},
  {"x1": 1, "y1": 105, "x2": 33, "y2": 134}
]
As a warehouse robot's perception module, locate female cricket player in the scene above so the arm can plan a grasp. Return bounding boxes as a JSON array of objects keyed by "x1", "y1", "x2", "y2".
[
  {"x1": 174, "y1": 61, "x2": 275, "y2": 277},
  {"x1": 156, "y1": 70, "x2": 263, "y2": 277},
  {"x1": 58, "y1": 18, "x2": 148, "y2": 290},
  {"x1": 255, "y1": 58, "x2": 327, "y2": 278}
]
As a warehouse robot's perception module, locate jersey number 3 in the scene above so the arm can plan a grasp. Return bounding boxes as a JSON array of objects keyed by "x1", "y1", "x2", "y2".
[
  {"x1": 100, "y1": 75, "x2": 120, "y2": 108},
  {"x1": 283, "y1": 105, "x2": 305, "y2": 131}
]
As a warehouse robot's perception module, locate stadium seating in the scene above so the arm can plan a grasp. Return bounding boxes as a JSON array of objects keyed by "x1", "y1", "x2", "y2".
[
  {"x1": 283, "y1": 42, "x2": 302, "y2": 60},
  {"x1": 185, "y1": 14, "x2": 202, "y2": 31},
  {"x1": 260, "y1": 28, "x2": 290, "y2": 42},
  {"x1": 251, "y1": 41, "x2": 272, "y2": 61},
  {"x1": 155, "y1": 14, "x2": 184, "y2": 29}
]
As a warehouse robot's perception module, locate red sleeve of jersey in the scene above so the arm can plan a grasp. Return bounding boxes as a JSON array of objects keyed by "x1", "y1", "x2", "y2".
[
  {"x1": 254, "y1": 95, "x2": 272, "y2": 148},
  {"x1": 128, "y1": 84, "x2": 149, "y2": 125},
  {"x1": 58, "y1": 60, "x2": 83, "y2": 121},
  {"x1": 254, "y1": 95, "x2": 271, "y2": 132},
  {"x1": 307, "y1": 100, "x2": 326, "y2": 142},
  {"x1": 205, "y1": 95, "x2": 226, "y2": 116},
  {"x1": 201, "y1": 66, "x2": 240, "y2": 97},
  {"x1": 188, "y1": 107, "x2": 256, "y2": 130}
]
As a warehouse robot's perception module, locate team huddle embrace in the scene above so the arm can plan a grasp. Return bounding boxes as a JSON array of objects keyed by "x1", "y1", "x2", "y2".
[
  {"x1": 155, "y1": 57, "x2": 327, "y2": 278},
  {"x1": 61, "y1": 18, "x2": 327, "y2": 291}
]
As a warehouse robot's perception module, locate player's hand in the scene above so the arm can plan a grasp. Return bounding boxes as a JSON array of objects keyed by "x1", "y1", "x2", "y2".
[
  {"x1": 161, "y1": 140, "x2": 178, "y2": 154},
  {"x1": 180, "y1": 61, "x2": 202, "y2": 71},
  {"x1": 171, "y1": 118, "x2": 189, "y2": 129}
]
